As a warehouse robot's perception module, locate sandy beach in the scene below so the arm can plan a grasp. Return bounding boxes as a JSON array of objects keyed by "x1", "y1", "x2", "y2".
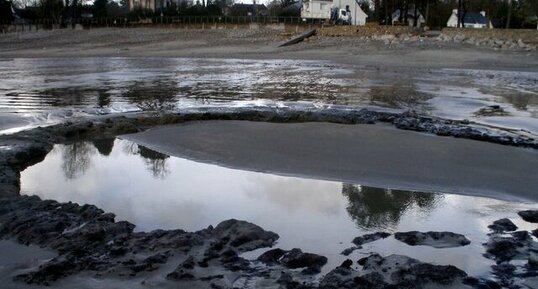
[{"x1": 0, "y1": 27, "x2": 537, "y2": 71}]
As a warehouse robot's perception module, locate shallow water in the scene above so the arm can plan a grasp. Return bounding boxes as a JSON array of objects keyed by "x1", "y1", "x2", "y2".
[
  {"x1": 20, "y1": 139, "x2": 537, "y2": 277},
  {"x1": 1, "y1": 58, "x2": 537, "y2": 134}
]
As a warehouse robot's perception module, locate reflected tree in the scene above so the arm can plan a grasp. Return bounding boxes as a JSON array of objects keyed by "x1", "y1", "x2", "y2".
[
  {"x1": 138, "y1": 146, "x2": 170, "y2": 179},
  {"x1": 368, "y1": 83, "x2": 431, "y2": 111},
  {"x1": 92, "y1": 138, "x2": 115, "y2": 156},
  {"x1": 121, "y1": 142, "x2": 170, "y2": 179},
  {"x1": 61, "y1": 142, "x2": 96, "y2": 179},
  {"x1": 122, "y1": 82, "x2": 177, "y2": 111},
  {"x1": 97, "y1": 90, "x2": 112, "y2": 108},
  {"x1": 342, "y1": 184, "x2": 441, "y2": 230}
]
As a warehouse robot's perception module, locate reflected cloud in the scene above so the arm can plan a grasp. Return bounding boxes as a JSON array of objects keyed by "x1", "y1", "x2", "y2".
[
  {"x1": 244, "y1": 175, "x2": 343, "y2": 215},
  {"x1": 342, "y1": 184, "x2": 441, "y2": 230}
]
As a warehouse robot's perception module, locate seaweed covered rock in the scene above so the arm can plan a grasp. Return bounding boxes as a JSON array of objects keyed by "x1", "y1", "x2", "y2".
[
  {"x1": 320, "y1": 254, "x2": 467, "y2": 289},
  {"x1": 488, "y1": 218, "x2": 518, "y2": 233},
  {"x1": 212, "y1": 219, "x2": 279, "y2": 252},
  {"x1": 394, "y1": 231, "x2": 471, "y2": 248},
  {"x1": 518, "y1": 210, "x2": 538, "y2": 223},
  {"x1": 258, "y1": 248, "x2": 327, "y2": 274}
]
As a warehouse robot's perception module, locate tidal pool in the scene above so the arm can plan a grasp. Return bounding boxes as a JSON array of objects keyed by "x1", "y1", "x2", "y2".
[{"x1": 20, "y1": 139, "x2": 537, "y2": 277}]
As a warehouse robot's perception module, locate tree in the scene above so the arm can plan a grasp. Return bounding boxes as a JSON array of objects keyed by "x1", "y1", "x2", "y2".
[
  {"x1": 0, "y1": 0, "x2": 14, "y2": 23},
  {"x1": 505, "y1": 0, "x2": 511, "y2": 28},
  {"x1": 36, "y1": 0, "x2": 63, "y2": 19},
  {"x1": 93, "y1": 0, "x2": 107, "y2": 17}
]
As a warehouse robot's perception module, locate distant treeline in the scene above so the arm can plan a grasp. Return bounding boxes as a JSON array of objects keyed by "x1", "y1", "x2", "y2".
[
  {"x1": 1, "y1": 0, "x2": 537, "y2": 29},
  {"x1": 372, "y1": 0, "x2": 537, "y2": 29}
]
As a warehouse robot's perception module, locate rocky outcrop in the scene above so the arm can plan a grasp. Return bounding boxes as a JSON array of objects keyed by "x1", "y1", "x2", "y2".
[
  {"x1": 319, "y1": 254, "x2": 468, "y2": 289},
  {"x1": 488, "y1": 218, "x2": 518, "y2": 233},
  {"x1": 519, "y1": 210, "x2": 538, "y2": 223},
  {"x1": 482, "y1": 219, "x2": 538, "y2": 288},
  {"x1": 394, "y1": 231, "x2": 471, "y2": 248},
  {"x1": 0, "y1": 194, "x2": 278, "y2": 284},
  {"x1": 258, "y1": 248, "x2": 328, "y2": 274},
  {"x1": 341, "y1": 232, "x2": 391, "y2": 256}
]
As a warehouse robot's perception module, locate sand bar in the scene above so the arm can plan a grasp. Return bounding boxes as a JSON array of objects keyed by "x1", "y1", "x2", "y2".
[{"x1": 123, "y1": 121, "x2": 538, "y2": 202}]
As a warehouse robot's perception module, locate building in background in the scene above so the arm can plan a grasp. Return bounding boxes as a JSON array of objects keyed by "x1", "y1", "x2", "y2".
[
  {"x1": 446, "y1": 9, "x2": 492, "y2": 28},
  {"x1": 301, "y1": 0, "x2": 367, "y2": 26}
]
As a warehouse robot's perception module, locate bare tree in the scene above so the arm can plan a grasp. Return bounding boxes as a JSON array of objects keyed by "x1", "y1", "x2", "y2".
[{"x1": 61, "y1": 142, "x2": 95, "y2": 179}]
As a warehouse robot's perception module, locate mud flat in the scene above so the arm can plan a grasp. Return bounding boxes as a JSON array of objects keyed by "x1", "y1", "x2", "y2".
[{"x1": 124, "y1": 120, "x2": 538, "y2": 202}]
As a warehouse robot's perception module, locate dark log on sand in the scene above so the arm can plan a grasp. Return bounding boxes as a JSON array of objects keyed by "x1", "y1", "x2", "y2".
[{"x1": 278, "y1": 28, "x2": 317, "y2": 47}]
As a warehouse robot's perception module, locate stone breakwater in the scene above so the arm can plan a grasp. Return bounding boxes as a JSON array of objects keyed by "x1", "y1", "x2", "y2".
[
  {"x1": 0, "y1": 109, "x2": 537, "y2": 288},
  {"x1": 318, "y1": 26, "x2": 537, "y2": 51}
]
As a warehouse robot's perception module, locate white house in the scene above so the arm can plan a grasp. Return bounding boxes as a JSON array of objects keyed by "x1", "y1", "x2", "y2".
[
  {"x1": 301, "y1": 0, "x2": 333, "y2": 20},
  {"x1": 301, "y1": 0, "x2": 367, "y2": 26},
  {"x1": 446, "y1": 9, "x2": 491, "y2": 28},
  {"x1": 333, "y1": 0, "x2": 368, "y2": 26}
]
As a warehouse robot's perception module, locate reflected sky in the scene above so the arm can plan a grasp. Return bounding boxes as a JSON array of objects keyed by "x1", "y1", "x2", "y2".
[
  {"x1": 20, "y1": 139, "x2": 537, "y2": 277},
  {"x1": 1, "y1": 58, "x2": 537, "y2": 134}
]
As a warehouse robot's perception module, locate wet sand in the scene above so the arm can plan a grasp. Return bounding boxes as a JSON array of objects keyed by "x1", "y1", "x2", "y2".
[
  {"x1": 0, "y1": 28, "x2": 537, "y2": 71},
  {"x1": 124, "y1": 121, "x2": 538, "y2": 202}
]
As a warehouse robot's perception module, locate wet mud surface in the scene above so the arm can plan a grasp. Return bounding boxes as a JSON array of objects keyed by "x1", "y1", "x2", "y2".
[
  {"x1": 0, "y1": 58, "x2": 536, "y2": 137},
  {"x1": 0, "y1": 113, "x2": 537, "y2": 288}
]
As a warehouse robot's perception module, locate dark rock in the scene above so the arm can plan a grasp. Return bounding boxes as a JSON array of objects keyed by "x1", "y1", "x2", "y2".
[
  {"x1": 213, "y1": 219, "x2": 279, "y2": 252},
  {"x1": 484, "y1": 231, "x2": 534, "y2": 263},
  {"x1": 277, "y1": 271, "x2": 293, "y2": 284},
  {"x1": 463, "y1": 277, "x2": 502, "y2": 289},
  {"x1": 219, "y1": 249, "x2": 250, "y2": 272},
  {"x1": 166, "y1": 270, "x2": 195, "y2": 280},
  {"x1": 488, "y1": 218, "x2": 518, "y2": 233},
  {"x1": 340, "y1": 259, "x2": 353, "y2": 269},
  {"x1": 279, "y1": 248, "x2": 328, "y2": 270},
  {"x1": 518, "y1": 210, "x2": 538, "y2": 223},
  {"x1": 199, "y1": 274, "x2": 224, "y2": 281},
  {"x1": 257, "y1": 248, "x2": 287, "y2": 265},
  {"x1": 394, "y1": 231, "x2": 471, "y2": 248},
  {"x1": 361, "y1": 254, "x2": 467, "y2": 287},
  {"x1": 181, "y1": 256, "x2": 195, "y2": 269},
  {"x1": 318, "y1": 267, "x2": 357, "y2": 289},
  {"x1": 352, "y1": 232, "x2": 390, "y2": 246},
  {"x1": 340, "y1": 246, "x2": 360, "y2": 256}
]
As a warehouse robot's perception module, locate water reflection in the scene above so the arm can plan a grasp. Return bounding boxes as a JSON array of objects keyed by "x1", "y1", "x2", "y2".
[
  {"x1": 97, "y1": 90, "x2": 112, "y2": 108},
  {"x1": 20, "y1": 139, "x2": 537, "y2": 276},
  {"x1": 1, "y1": 58, "x2": 537, "y2": 134},
  {"x1": 342, "y1": 184, "x2": 441, "y2": 230},
  {"x1": 368, "y1": 83, "x2": 431, "y2": 110},
  {"x1": 92, "y1": 138, "x2": 115, "y2": 156},
  {"x1": 60, "y1": 140, "x2": 169, "y2": 180},
  {"x1": 61, "y1": 141, "x2": 95, "y2": 179}
]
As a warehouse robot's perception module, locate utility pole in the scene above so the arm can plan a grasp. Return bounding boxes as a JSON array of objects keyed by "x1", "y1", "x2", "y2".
[
  {"x1": 253, "y1": 0, "x2": 257, "y2": 21},
  {"x1": 457, "y1": 0, "x2": 462, "y2": 28}
]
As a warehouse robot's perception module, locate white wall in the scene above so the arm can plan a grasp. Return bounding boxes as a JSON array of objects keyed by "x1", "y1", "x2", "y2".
[{"x1": 332, "y1": 0, "x2": 367, "y2": 25}]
